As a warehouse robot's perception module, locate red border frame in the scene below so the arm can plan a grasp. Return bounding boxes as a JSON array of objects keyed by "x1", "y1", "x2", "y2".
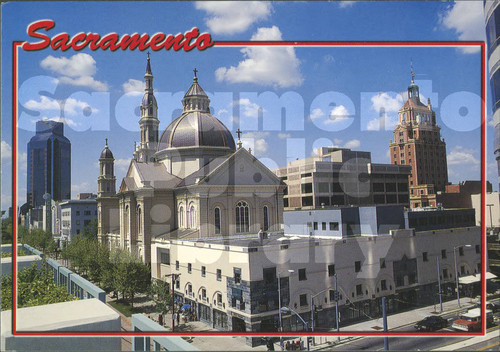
[{"x1": 11, "y1": 40, "x2": 488, "y2": 339}]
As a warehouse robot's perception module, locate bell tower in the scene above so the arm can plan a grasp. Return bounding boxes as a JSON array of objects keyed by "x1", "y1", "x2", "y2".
[
  {"x1": 136, "y1": 53, "x2": 160, "y2": 162},
  {"x1": 98, "y1": 138, "x2": 116, "y2": 197}
]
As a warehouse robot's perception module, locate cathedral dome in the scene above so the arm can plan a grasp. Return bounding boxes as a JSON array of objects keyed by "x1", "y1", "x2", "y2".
[{"x1": 157, "y1": 70, "x2": 236, "y2": 152}]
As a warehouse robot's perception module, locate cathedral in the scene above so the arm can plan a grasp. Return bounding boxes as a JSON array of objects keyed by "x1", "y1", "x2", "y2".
[{"x1": 97, "y1": 56, "x2": 285, "y2": 263}]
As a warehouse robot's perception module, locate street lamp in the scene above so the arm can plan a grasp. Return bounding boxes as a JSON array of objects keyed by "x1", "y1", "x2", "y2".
[
  {"x1": 281, "y1": 307, "x2": 310, "y2": 351},
  {"x1": 453, "y1": 244, "x2": 471, "y2": 307},
  {"x1": 165, "y1": 273, "x2": 181, "y2": 331},
  {"x1": 278, "y1": 269, "x2": 294, "y2": 351}
]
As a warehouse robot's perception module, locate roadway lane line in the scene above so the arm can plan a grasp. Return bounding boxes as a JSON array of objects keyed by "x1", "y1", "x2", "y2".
[{"x1": 478, "y1": 341, "x2": 500, "y2": 351}]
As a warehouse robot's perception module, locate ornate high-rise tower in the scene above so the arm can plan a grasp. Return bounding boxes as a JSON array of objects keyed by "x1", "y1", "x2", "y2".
[
  {"x1": 135, "y1": 53, "x2": 159, "y2": 163},
  {"x1": 389, "y1": 66, "x2": 448, "y2": 208}
]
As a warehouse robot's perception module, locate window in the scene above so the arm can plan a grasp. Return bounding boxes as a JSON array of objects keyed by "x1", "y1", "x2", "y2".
[
  {"x1": 443, "y1": 268, "x2": 449, "y2": 279},
  {"x1": 84, "y1": 219, "x2": 91, "y2": 226},
  {"x1": 84, "y1": 210, "x2": 91, "y2": 216},
  {"x1": 188, "y1": 263, "x2": 192, "y2": 273},
  {"x1": 189, "y1": 205, "x2": 196, "y2": 229},
  {"x1": 175, "y1": 278, "x2": 180, "y2": 289},
  {"x1": 263, "y1": 206, "x2": 269, "y2": 231},
  {"x1": 459, "y1": 247, "x2": 464, "y2": 256},
  {"x1": 76, "y1": 211, "x2": 80, "y2": 216},
  {"x1": 214, "y1": 207, "x2": 221, "y2": 234},
  {"x1": 381, "y1": 280, "x2": 387, "y2": 291},
  {"x1": 160, "y1": 250, "x2": 170, "y2": 265},
  {"x1": 236, "y1": 201, "x2": 250, "y2": 233},
  {"x1": 76, "y1": 220, "x2": 80, "y2": 226},
  {"x1": 329, "y1": 222, "x2": 339, "y2": 231},
  {"x1": 328, "y1": 264, "x2": 335, "y2": 277},
  {"x1": 201, "y1": 288, "x2": 206, "y2": 299},
  {"x1": 475, "y1": 245, "x2": 480, "y2": 254},
  {"x1": 460, "y1": 265, "x2": 466, "y2": 276},
  {"x1": 201, "y1": 266, "x2": 206, "y2": 277},
  {"x1": 175, "y1": 260, "x2": 179, "y2": 270},
  {"x1": 217, "y1": 269, "x2": 222, "y2": 281},
  {"x1": 356, "y1": 284, "x2": 363, "y2": 296},
  {"x1": 298, "y1": 268, "x2": 307, "y2": 281},
  {"x1": 234, "y1": 268, "x2": 241, "y2": 284},
  {"x1": 355, "y1": 261, "x2": 361, "y2": 273},
  {"x1": 322, "y1": 222, "x2": 327, "y2": 231},
  {"x1": 423, "y1": 252, "x2": 428, "y2": 262},
  {"x1": 178, "y1": 205, "x2": 184, "y2": 228},
  {"x1": 441, "y1": 249, "x2": 447, "y2": 259},
  {"x1": 380, "y1": 258, "x2": 386, "y2": 269},
  {"x1": 187, "y1": 284, "x2": 192, "y2": 295},
  {"x1": 217, "y1": 293, "x2": 223, "y2": 305},
  {"x1": 313, "y1": 222, "x2": 318, "y2": 230},
  {"x1": 299, "y1": 294, "x2": 308, "y2": 307},
  {"x1": 263, "y1": 267, "x2": 276, "y2": 284}
]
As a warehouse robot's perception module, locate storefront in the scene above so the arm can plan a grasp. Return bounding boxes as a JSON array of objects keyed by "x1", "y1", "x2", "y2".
[{"x1": 213, "y1": 308, "x2": 228, "y2": 330}]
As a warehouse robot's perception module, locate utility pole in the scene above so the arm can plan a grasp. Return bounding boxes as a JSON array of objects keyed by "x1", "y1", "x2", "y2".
[
  {"x1": 335, "y1": 274, "x2": 340, "y2": 341},
  {"x1": 437, "y1": 256, "x2": 443, "y2": 313},
  {"x1": 382, "y1": 296, "x2": 389, "y2": 351}
]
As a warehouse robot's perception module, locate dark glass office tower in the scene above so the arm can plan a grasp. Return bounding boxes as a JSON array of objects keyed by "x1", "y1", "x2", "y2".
[{"x1": 27, "y1": 120, "x2": 71, "y2": 208}]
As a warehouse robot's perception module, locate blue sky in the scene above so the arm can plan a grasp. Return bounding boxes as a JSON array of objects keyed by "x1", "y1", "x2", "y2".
[{"x1": 1, "y1": 1, "x2": 495, "y2": 212}]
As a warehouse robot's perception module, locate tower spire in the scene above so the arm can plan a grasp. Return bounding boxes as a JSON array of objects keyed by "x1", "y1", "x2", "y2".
[
  {"x1": 236, "y1": 128, "x2": 243, "y2": 149},
  {"x1": 410, "y1": 58, "x2": 415, "y2": 83}
]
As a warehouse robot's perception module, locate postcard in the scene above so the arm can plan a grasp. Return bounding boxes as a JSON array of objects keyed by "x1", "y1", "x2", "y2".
[{"x1": 1, "y1": 1, "x2": 498, "y2": 351}]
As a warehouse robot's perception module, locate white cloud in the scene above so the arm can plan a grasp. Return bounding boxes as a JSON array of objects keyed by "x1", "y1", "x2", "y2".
[
  {"x1": 25, "y1": 96, "x2": 60, "y2": 111},
  {"x1": 309, "y1": 108, "x2": 325, "y2": 120},
  {"x1": 343, "y1": 139, "x2": 361, "y2": 149},
  {"x1": 195, "y1": 1, "x2": 272, "y2": 35},
  {"x1": 41, "y1": 53, "x2": 108, "y2": 91},
  {"x1": 123, "y1": 79, "x2": 145, "y2": 94},
  {"x1": 114, "y1": 159, "x2": 131, "y2": 173},
  {"x1": 40, "y1": 116, "x2": 79, "y2": 128},
  {"x1": 447, "y1": 146, "x2": 480, "y2": 165},
  {"x1": 440, "y1": 2, "x2": 485, "y2": 54},
  {"x1": 365, "y1": 115, "x2": 398, "y2": 131},
  {"x1": 1, "y1": 194, "x2": 12, "y2": 212},
  {"x1": 323, "y1": 54, "x2": 335, "y2": 63},
  {"x1": 241, "y1": 132, "x2": 269, "y2": 156},
  {"x1": 1, "y1": 141, "x2": 12, "y2": 160},
  {"x1": 339, "y1": 1, "x2": 356, "y2": 8},
  {"x1": 18, "y1": 152, "x2": 28, "y2": 171},
  {"x1": 72, "y1": 181, "x2": 92, "y2": 194},
  {"x1": 58, "y1": 76, "x2": 108, "y2": 91},
  {"x1": 371, "y1": 92, "x2": 404, "y2": 113},
  {"x1": 324, "y1": 105, "x2": 351, "y2": 125},
  {"x1": 238, "y1": 98, "x2": 263, "y2": 118},
  {"x1": 215, "y1": 26, "x2": 303, "y2": 88},
  {"x1": 278, "y1": 133, "x2": 291, "y2": 139}
]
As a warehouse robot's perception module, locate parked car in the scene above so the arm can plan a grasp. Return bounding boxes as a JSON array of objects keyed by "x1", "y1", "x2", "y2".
[
  {"x1": 486, "y1": 302, "x2": 499, "y2": 313},
  {"x1": 414, "y1": 316, "x2": 448, "y2": 331},
  {"x1": 452, "y1": 308, "x2": 493, "y2": 332}
]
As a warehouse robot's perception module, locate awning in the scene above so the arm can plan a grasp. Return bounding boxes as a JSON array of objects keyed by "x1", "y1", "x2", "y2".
[{"x1": 458, "y1": 272, "x2": 497, "y2": 284}]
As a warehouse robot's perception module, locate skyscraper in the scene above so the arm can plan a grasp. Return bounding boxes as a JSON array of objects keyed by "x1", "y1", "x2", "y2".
[
  {"x1": 389, "y1": 69, "x2": 448, "y2": 208},
  {"x1": 485, "y1": 1, "x2": 500, "y2": 189},
  {"x1": 27, "y1": 120, "x2": 71, "y2": 208}
]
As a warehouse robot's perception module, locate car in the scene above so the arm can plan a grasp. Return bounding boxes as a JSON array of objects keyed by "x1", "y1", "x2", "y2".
[
  {"x1": 414, "y1": 316, "x2": 448, "y2": 331},
  {"x1": 486, "y1": 302, "x2": 499, "y2": 313}
]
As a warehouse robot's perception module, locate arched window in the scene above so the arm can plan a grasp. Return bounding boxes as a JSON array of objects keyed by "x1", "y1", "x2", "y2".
[
  {"x1": 189, "y1": 205, "x2": 196, "y2": 229},
  {"x1": 236, "y1": 201, "x2": 250, "y2": 233},
  {"x1": 137, "y1": 206, "x2": 142, "y2": 234},
  {"x1": 214, "y1": 207, "x2": 221, "y2": 235},
  {"x1": 263, "y1": 206, "x2": 269, "y2": 231},
  {"x1": 124, "y1": 205, "x2": 129, "y2": 235},
  {"x1": 178, "y1": 206, "x2": 184, "y2": 228}
]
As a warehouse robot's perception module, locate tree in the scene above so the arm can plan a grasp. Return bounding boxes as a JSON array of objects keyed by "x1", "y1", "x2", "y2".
[
  {"x1": 1, "y1": 263, "x2": 77, "y2": 310},
  {"x1": 149, "y1": 279, "x2": 172, "y2": 314},
  {"x1": 1, "y1": 217, "x2": 13, "y2": 244},
  {"x1": 82, "y1": 219, "x2": 98, "y2": 240},
  {"x1": 110, "y1": 249, "x2": 150, "y2": 307}
]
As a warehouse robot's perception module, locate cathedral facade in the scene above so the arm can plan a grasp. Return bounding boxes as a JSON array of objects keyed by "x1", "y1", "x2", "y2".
[{"x1": 97, "y1": 56, "x2": 285, "y2": 263}]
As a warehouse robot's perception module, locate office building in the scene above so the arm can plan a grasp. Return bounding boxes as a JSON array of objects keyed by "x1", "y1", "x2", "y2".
[
  {"x1": 27, "y1": 120, "x2": 71, "y2": 209},
  {"x1": 273, "y1": 147, "x2": 411, "y2": 210}
]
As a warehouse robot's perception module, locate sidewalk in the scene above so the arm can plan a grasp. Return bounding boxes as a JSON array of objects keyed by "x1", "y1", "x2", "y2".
[{"x1": 310, "y1": 297, "x2": 477, "y2": 350}]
